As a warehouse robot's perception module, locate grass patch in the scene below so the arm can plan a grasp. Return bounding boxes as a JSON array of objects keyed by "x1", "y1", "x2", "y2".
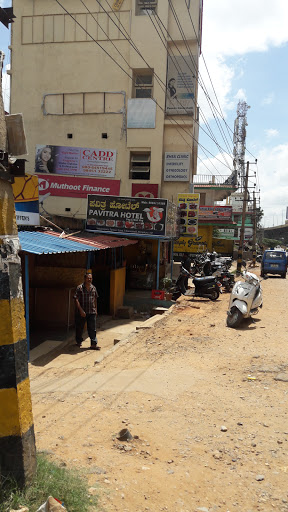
[{"x1": 0, "y1": 453, "x2": 99, "y2": 512}]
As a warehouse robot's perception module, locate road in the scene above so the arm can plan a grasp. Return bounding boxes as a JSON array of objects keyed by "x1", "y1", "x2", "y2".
[{"x1": 30, "y1": 269, "x2": 288, "y2": 512}]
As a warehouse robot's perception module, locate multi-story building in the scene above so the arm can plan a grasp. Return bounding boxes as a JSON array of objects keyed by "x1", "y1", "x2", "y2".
[{"x1": 10, "y1": 0, "x2": 203, "y2": 223}]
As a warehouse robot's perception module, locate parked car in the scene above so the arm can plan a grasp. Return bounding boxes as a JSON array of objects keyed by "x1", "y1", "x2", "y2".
[{"x1": 261, "y1": 249, "x2": 287, "y2": 278}]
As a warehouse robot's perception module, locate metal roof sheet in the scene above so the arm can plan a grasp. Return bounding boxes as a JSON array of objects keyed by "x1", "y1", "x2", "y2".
[
  {"x1": 18, "y1": 231, "x2": 100, "y2": 255},
  {"x1": 45, "y1": 231, "x2": 138, "y2": 249}
]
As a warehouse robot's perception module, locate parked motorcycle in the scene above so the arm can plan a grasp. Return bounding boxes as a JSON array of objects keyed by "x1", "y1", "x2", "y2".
[
  {"x1": 226, "y1": 270, "x2": 263, "y2": 328},
  {"x1": 213, "y1": 267, "x2": 235, "y2": 292},
  {"x1": 172, "y1": 266, "x2": 222, "y2": 301}
]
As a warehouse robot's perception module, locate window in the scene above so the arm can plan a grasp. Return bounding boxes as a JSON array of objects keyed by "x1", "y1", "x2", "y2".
[
  {"x1": 133, "y1": 70, "x2": 153, "y2": 98},
  {"x1": 136, "y1": 0, "x2": 157, "y2": 16},
  {"x1": 130, "y1": 152, "x2": 151, "y2": 180}
]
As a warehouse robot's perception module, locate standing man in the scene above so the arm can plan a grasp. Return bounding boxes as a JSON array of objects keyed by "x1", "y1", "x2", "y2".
[{"x1": 74, "y1": 273, "x2": 100, "y2": 350}]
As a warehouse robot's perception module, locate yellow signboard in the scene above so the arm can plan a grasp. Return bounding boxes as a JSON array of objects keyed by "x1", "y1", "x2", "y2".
[
  {"x1": 178, "y1": 193, "x2": 200, "y2": 236},
  {"x1": 174, "y1": 226, "x2": 212, "y2": 254},
  {"x1": 112, "y1": 0, "x2": 124, "y2": 10}
]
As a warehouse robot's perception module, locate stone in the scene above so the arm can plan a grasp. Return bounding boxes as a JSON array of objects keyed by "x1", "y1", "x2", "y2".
[
  {"x1": 274, "y1": 373, "x2": 288, "y2": 382},
  {"x1": 221, "y1": 425, "x2": 228, "y2": 432},
  {"x1": 256, "y1": 474, "x2": 265, "y2": 481}
]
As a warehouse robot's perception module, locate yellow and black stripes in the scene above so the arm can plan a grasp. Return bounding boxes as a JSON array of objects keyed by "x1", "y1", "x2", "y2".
[{"x1": 0, "y1": 180, "x2": 36, "y2": 485}]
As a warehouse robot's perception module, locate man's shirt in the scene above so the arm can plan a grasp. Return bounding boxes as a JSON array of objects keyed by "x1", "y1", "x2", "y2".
[{"x1": 74, "y1": 283, "x2": 99, "y2": 314}]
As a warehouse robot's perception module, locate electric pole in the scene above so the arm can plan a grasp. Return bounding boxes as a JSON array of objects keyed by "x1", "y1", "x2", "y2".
[
  {"x1": 251, "y1": 191, "x2": 257, "y2": 266},
  {"x1": 237, "y1": 161, "x2": 249, "y2": 272},
  {"x1": 0, "y1": 8, "x2": 36, "y2": 487},
  {"x1": 233, "y1": 101, "x2": 250, "y2": 191}
]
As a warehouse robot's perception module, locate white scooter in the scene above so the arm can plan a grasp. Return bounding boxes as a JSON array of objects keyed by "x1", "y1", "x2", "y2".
[{"x1": 226, "y1": 270, "x2": 263, "y2": 328}]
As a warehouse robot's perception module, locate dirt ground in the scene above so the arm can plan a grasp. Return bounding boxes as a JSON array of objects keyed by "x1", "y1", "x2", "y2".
[{"x1": 29, "y1": 268, "x2": 288, "y2": 512}]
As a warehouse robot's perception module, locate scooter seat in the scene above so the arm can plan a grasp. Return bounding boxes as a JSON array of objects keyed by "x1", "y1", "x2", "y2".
[{"x1": 193, "y1": 276, "x2": 216, "y2": 284}]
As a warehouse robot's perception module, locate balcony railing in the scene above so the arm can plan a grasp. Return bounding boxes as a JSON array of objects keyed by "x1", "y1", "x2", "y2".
[{"x1": 193, "y1": 174, "x2": 238, "y2": 187}]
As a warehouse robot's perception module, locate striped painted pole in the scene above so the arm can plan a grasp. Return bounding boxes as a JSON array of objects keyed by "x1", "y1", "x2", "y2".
[{"x1": 0, "y1": 179, "x2": 36, "y2": 486}]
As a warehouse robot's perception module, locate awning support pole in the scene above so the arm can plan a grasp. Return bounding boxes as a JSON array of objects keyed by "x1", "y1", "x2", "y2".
[
  {"x1": 156, "y1": 239, "x2": 161, "y2": 289},
  {"x1": 170, "y1": 241, "x2": 174, "y2": 281},
  {"x1": 87, "y1": 251, "x2": 91, "y2": 270},
  {"x1": 24, "y1": 254, "x2": 30, "y2": 360}
]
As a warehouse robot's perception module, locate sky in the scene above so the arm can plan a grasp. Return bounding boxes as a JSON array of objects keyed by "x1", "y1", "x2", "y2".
[
  {"x1": 0, "y1": 0, "x2": 287, "y2": 228},
  {"x1": 198, "y1": 0, "x2": 288, "y2": 228}
]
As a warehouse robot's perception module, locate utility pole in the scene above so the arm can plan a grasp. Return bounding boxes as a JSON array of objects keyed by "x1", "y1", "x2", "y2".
[
  {"x1": 237, "y1": 161, "x2": 249, "y2": 272},
  {"x1": 251, "y1": 191, "x2": 257, "y2": 267},
  {"x1": 0, "y1": 9, "x2": 36, "y2": 486}
]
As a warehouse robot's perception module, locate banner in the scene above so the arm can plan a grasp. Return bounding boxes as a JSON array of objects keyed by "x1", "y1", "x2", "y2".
[
  {"x1": 35, "y1": 145, "x2": 117, "y2": 177},
  {"x1": 37, "y1": 175, "x2": 120, "y2": 199},
  {"x1": 12, "y1": 175, "x2": 40, "y2": 226},
  {"x1": 164, "y1": 152, "x2": 190, "y2": 182},
  {"x1": 132, "y1": 183, "x2": 158, "y2": 198},
  {"x1": 166, "y1": 55, "x2": 195, "y2": 115},
  {"x1": 178, "y1": 193, "x2": 200, "y2": 236},
  {"x1": 87, "y1": 195, "x2": 169, "y2": 237},
  {"x1": 174, "y1": 234, "x2": 209, "y2": 254},
  {"x1": 199, "y1": 205, "x2": 232, "y2": 222}
]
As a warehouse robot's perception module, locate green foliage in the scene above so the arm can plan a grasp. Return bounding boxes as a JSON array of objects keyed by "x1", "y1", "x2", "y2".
[
  {"x1": 263, "y1": 238, "x2": 283, "y2": 249},
  {"x1": 0, "y1": 453, "x2": 98, "y2": 512}
]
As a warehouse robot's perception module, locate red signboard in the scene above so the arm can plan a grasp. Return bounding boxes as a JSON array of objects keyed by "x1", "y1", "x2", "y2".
[
  {"x1": 132, "y1": 183, "x2": 158, "y2": 198},
  {"x1": 199, "y1": 205, "x2": 232, "y2": 222},
  {"x1": 37, "y1": 174, "x2": 120, "y2": 198}
]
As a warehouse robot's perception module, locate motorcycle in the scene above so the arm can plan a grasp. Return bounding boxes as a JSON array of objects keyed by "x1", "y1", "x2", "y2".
[
  {"x1": 172, "y1": 266, "x2": 222, "y2": 301},
  {"x1": 226, "y1": 270, "x2": 263, "y2": 328},
  {"x1": 213, "y1": 266, "x2": 235, "y2": 292}
]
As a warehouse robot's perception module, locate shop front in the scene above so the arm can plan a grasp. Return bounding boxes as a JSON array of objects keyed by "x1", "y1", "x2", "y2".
[{"x1": 86, "y1": 194, "x2": 179, "y2": 291}]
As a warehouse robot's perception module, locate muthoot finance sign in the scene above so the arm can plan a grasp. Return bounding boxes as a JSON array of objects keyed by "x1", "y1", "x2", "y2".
[{"x1": 35, "y1": 144, "x2": 117, "y2": 177}]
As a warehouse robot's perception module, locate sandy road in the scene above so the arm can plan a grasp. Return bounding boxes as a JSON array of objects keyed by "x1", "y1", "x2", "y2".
[{"x1": 30, "y1": 270, "x2": 288, "y2": 512}]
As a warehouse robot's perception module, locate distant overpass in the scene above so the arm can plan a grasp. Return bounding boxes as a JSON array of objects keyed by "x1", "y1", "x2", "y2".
[{"x1": 263, "y1": 223, "x2": 288, "y2": 245}]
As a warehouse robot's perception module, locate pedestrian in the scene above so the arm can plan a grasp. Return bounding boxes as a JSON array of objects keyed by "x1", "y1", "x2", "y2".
[
  {"x1": 181, "y1": 253, "x2": 192, "y2": 289},
  {"x1": 74, "y1": 272, "x2": 100, "y2": 350}
]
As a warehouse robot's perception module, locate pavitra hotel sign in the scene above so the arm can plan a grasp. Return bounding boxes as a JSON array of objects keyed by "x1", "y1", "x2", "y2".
[{"x1": 164, "y1": 152, "x2": 190, "y2": 182}]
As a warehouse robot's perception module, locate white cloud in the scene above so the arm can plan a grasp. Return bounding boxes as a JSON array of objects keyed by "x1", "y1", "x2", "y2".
[
  {"x1": 261, "y1": 93, "x2": 275, "y2": 105},
  {"x1": 265, "y1": 129, "x2": 279, "y2": 138},
  {"x1": 199, "y1": 0, "x2": 288, "y2": 122}
]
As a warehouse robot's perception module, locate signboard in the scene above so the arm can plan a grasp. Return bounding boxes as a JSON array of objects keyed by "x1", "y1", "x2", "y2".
[
  {"x1": 166, "y1": 201, "x2": 180, "y2": 239},
  {"x1": 127, "y1": 99, "x2": 156, "y2": 129},
  {"x1": 199, "y1": 205, "x2": 232, "y2": 222},
  {"x1": 229, "y1": 193, "x2": 244, "y2": 213},
  {"x1": 112, "y1": 0, "x2": 124, "y2": 9},
  {"x1": 12, "y1": 175, "x2": 40, "y2": 226},
  {"x1": 132, "y1": 183, "x2": 158, "y2": 198},
  {"x1": 166, "y1": 55, "x2": 195, "y2": 115},
  {"x1": 37, "y1": 175, "x2": 120, "y2": 199},
  {"x1": 174, "y1": 234, "x2": 208, "y2": 254},
  {"x1": 35, "y1": 145, "x2": 117, "y2": 177},
  {"x1": 178, "y1": 193, "x2": 200, "y2": 236},
  {"x1": 164, "y1": 152, "x2": 190, "y2": 182},
  {"x1": 238, "y1": 227, "x2": 253, "y2": 241},
  {"x1": 86, "y1": 195, "x2": 175, "y2": 238},
  {"x1": 213, "y1": 228, "x2": 236, "y2": 240}
]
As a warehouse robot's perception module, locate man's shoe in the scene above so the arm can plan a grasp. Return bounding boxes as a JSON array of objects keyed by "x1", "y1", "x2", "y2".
[
  {"x1": 75, "y1": 343, "x2": 82, "y2": 348},
  {"x1": 91, "y1": 345, "x2": 101, "y2": 350}
]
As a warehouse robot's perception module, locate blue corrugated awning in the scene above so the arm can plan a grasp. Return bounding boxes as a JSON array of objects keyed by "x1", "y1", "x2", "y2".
[{"x1": 18, "y1": 231, "x2": 100, "y2": 255}]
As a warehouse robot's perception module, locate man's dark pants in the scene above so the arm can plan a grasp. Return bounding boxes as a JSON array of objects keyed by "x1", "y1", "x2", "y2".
[{"x1": 75, "y1": 313, "x2": 97, "y2": 346}]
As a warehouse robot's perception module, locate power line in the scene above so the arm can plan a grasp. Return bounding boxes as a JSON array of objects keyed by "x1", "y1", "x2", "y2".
[{"x1": 55, "y1": 0, "x2": 234, "y2": 171}]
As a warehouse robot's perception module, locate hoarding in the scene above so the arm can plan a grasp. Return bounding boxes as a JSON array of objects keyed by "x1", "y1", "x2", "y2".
[
  {"x1": 166, "y1": 55, "x2": 195, "y2": 115},
  {"x1": 174, "y1": 234, "x2": 209, "y2": 254},
  {"x1": 164, "y1": 152, "x2": 190, "y2": 182},
  {"x1": 12, "y1": 175, "x2": 40, "y2": 226},
  {"x1": 132, "y1": 183, "x2": 158, "y2": 198},
  {"x1": 35, "y1": 144, "x2": 117, "y2": 177},
  {"x1": 213, "y1": 228, "x2": 236, "y2": 240},
  {"x1": 37, "y1": 175, "x2": 120, "y2": 199},
  {"x1": 86, "y1": 195, "x2": 179, "y2": 238},
  {"x1": 178, "y1": 193, "x2": 200, "y2": 236},
  {"x1": 199, "y1": 205, "x2": 232, "y2": 222}
]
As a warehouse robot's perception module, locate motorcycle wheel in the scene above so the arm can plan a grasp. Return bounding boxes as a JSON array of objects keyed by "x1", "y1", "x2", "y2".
[
  {"x1": 208, "y1": 289, "x2": 219, "y2": 301},
  {"x1": 226, "y1": 307, "x2": 243, "y2": 328}
]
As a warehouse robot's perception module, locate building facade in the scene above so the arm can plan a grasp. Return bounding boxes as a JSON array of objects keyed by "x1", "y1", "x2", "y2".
[{"x1": 10, "y1": 0, "x2": 203, "y2": 221}]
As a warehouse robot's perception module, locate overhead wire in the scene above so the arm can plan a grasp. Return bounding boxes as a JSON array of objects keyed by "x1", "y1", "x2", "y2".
[{"x1": 55, "y1": 0, "x2": 235, "y2": 172}]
